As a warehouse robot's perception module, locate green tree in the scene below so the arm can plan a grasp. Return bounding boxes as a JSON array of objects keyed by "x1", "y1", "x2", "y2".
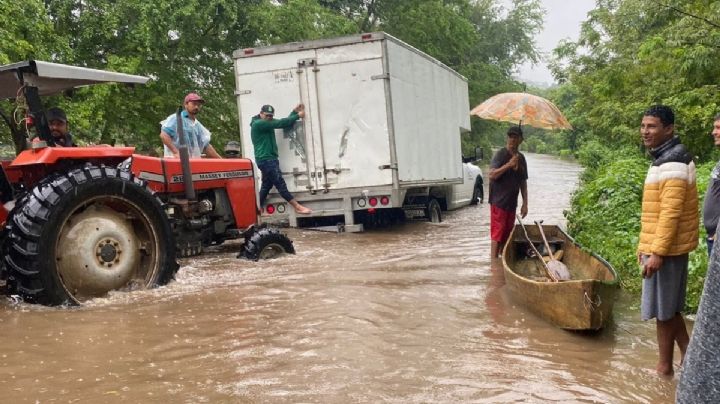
[
  {"x1": 42, "y1": 0, "x2": 267, "y2": 152},
  {"x1": 1, "y1": 0, "x2": 545, "y2": 159},
  {"x1": 0, "y1": 1, "x2": 70, "y2": 153},
  {"x1": 554, "y1": 1, "x2": 720, "y2": 312},
  {"x1": 247, "y1": 0, "x2": 358, "y2": 44},
  {"x1": 550, "y1": 0, "x2": 720, "y2": 161}
]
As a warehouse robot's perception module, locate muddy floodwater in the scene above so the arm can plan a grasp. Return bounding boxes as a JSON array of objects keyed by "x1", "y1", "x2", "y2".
[{"x1": 1, "y1": 153, "x2": 680, "y2": 403}]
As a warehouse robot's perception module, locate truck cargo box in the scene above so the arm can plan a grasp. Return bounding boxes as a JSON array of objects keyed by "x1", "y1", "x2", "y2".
[{"x1": 233, "y1": 32, "x2": 479, "y2": 231}]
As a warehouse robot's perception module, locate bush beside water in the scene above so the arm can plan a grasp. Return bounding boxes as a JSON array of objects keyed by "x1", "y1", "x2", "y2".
[{"x1": 566, "y1": 142, "x2": 712, "y2": 313}]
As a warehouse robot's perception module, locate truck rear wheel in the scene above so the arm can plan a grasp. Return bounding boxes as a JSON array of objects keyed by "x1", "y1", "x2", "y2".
[
  {"x1": 426, "y1": 198, "x2": 442, "y2": 223},
  {"x1": 4, "y1": 165, "x2": 179, "y2": 306},
  {"x1": 471, "y1": 177, "x2": 483, "y2": 205},
  {"x1": 242, "y1": 227, "x2": 295, "y2": 261}
]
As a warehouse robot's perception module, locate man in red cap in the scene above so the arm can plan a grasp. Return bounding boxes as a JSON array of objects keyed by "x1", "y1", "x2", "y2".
[{"x1": 159, "y1": 92, "x2": 222, "y2": 158}]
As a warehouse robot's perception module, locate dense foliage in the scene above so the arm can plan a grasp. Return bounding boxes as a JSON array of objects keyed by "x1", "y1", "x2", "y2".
[
  {"x1": 550, "y1": 0, "x2": 720, "y2": 161},
  {"x1": 551, "y1": 1, "x2": 720, "y2": 312},
  {"x1": 0, "y1": 0, "x2": 543, "y2": 156},
  {"x1": 566, "y1": 142, "x2": 713, "y2": 312}
]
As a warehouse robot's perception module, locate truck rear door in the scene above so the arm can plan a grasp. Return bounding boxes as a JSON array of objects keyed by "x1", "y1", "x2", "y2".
[
  {"x1": 235, "y1": 50, "x2": 315, "y2": 194},
  {"x1": 235, "y1": 38, "x2": 393, "y2": 195},
  {"x1": 304, "y1": 41, "x2": 392, "y2": 190}
]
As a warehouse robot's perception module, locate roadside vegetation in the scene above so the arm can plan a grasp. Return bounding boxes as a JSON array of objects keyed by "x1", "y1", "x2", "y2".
[{"x1": 549, "y1": 1, "x2": 720, "y2": 312}]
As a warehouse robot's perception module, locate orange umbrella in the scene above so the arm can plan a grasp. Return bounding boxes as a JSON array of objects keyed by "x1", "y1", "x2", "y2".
[{"x1": 470, "y1": 92, "x2": 573, "y2": 130}]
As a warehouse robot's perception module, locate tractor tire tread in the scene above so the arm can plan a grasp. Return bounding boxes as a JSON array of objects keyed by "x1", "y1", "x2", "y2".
[
  {"x1": 3, "y1": 164, "x2": 178, "y2": 305},
  {"x1": 242, "y1": 228, "x2": 295, "y2": 261}
]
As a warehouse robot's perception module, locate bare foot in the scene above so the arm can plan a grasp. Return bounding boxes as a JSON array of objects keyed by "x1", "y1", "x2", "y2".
[
  {"x1": 656, "y1": 363, "x2": 674, "y2": 378},
  {"x1": 295, "y1": 206, "x2": 312, "y2": 214}
]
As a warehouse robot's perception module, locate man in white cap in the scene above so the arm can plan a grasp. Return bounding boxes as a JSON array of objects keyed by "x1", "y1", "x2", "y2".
[{"x1": 160, "y1": 92, "x2": 222, "y2": 158}]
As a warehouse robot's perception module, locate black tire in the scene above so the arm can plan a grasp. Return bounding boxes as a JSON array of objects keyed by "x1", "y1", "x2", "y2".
[
  {"x1": 242, "y1": 228, "x2": 295, "y2": 261},
  {"x1": 470, "y1": 177, "x2": 484, "y2": 205},
  {"x1": 4, "y1": 165, "x2": 178, "y2": 306},
  {"x1": 426, "y1": 198, "x2": 442, "y2": 223}
]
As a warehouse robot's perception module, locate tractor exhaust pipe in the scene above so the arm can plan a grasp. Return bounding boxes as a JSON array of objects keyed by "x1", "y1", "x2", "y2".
[{"x1": 176, "y1": 108, "x2": 196, "y2": 201}]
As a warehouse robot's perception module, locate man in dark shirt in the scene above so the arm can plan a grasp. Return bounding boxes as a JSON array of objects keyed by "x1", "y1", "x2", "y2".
[
  {"x1": 489, "y1": 126, "x2": 528, "y2": 258},
  {"x1": 703, "y1": 114, "x2": 720, "y2": 255},
  {"x1": 32, "y1": 107, "x2": 76, "y2": 147}
]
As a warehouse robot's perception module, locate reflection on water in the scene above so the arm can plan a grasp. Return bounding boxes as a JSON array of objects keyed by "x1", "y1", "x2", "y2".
[{"x1": 0, "y1": 153, "x2": 677, "y2": 403}]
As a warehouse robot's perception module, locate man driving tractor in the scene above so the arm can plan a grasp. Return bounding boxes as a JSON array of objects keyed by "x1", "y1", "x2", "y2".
[{"x1": 31, "y1": 107, "x2": 76, "y2": 147}]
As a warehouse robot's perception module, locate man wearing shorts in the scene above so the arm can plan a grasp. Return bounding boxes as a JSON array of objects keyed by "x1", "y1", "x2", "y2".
[
  {"x1": 489, "y1": 126, "x2": 528, "y2": 259},
  {"x1": 637, "y1": 105, "x2": 698, "y2": 377}
]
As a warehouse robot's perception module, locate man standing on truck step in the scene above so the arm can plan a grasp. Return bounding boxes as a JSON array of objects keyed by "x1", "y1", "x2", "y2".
[
  {"x1": 251, "y1": 104, "x2": 312, "y2": 214},
  {"x1": 488, "y1": 126, "x2": 528, "y2": 259},
  {"x1": 160, "y1": 92, "x2": 222, "y2": 158}
]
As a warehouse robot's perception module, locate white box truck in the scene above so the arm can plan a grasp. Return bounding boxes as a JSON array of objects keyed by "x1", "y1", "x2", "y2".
[{"x1": 232, "y1": 32, "x2": 483, "y2": 232}]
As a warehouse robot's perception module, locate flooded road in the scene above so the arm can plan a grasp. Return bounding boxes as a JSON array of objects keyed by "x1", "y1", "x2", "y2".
[{"x1": 0, "y1": 153, "x2": 678, "y2": 403}]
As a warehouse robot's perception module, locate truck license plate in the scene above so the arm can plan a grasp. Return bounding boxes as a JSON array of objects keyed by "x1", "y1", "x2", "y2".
[{"x1": 404, "y1": 209, "x2": 425, "y2": 218}]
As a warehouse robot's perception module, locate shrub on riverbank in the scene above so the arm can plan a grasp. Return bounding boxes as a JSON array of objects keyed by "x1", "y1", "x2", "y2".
[{"x1": 566, "y1": 143, "x2": 712, "y2": 313}]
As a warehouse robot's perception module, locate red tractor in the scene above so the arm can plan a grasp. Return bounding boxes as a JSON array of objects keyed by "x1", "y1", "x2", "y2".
[{"x1": 0, "y1": 60, "x2": 294, "y2": 306}]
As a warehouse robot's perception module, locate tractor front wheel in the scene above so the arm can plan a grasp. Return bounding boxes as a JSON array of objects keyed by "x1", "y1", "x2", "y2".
[
  {"x1": 4, "y1": 165, "x2": 178, "y2": 305},
  {"x1": 242, "y1": 228, "x2": 295, "y2": 261}
]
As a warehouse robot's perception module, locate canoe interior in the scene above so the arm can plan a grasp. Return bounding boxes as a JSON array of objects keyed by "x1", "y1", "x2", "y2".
[{"x1": 502, "y1": 224, "x2": 619, "y2": 330}]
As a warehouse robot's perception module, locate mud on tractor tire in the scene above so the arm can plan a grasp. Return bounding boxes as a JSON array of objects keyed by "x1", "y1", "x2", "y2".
[
  {"x1": 241, "y1": 227, "x2": 295, "y2": 261},
  {"x1": 3, "y1": 165, "x2": 179, "y2": 306}
]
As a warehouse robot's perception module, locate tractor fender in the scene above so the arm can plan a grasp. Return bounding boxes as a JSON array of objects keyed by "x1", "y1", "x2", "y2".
[{"x1": 8, "y1": 146, "x2": 135, "y2": 168}]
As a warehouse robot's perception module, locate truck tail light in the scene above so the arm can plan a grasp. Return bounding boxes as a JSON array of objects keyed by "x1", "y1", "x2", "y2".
[
  {"x1": 380, "y1": 196, "x2": 389, "y2": 205},
  {"x1": 266, "y1": 204, "x2": 275, "y2": 214},
  {"x1": 369, "y1": 197, "x2": 378, "y2": 207}
]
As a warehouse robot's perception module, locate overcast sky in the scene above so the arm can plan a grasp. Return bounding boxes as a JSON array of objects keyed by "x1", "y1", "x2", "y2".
[{"x1": 505, "y1": 0, "x2": 596, "y2": 86}]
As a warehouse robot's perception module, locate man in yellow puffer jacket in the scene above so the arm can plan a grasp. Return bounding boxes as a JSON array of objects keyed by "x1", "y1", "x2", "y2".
[{"x1": 637, "y1": 105, "x2": 698, "y2": 377}]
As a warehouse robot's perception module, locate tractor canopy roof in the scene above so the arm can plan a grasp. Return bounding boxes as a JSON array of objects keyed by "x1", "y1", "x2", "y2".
[{"x1": 0, "y1": 60, "x2": 149, "y2": 101}]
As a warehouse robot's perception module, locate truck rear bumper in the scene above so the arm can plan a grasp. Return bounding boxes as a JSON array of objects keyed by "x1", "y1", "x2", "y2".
[{"x1": 260, "y1": 187, "x2": 403, "y2": 230}]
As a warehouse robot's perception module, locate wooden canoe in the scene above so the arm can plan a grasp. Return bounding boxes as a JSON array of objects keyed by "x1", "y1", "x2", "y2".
[{"x1": 501, "y1": 224, "x2": 619, "y2": 330}]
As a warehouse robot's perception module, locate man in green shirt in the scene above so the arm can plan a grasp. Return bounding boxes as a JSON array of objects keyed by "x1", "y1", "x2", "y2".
[{"x1": 251, "y1": 103, "x2": 312, "y2": 214}]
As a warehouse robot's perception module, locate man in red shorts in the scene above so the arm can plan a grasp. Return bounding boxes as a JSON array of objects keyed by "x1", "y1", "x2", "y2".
[{"x1": 489, "y1": 126, "x2": 528, "y2": 258}]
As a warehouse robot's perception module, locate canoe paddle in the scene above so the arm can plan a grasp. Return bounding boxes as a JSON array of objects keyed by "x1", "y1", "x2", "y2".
[
  {"x1": 534, "y1": 220, "x2": 571, "y2": 281},
  {"x1": 516, "y1": 215, "x2": 558, "y2": 282}
]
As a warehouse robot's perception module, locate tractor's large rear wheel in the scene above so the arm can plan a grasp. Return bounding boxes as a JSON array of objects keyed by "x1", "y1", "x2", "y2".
[{"x1": 4, "y1": 165, "x2": 178, "y2": 306}]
